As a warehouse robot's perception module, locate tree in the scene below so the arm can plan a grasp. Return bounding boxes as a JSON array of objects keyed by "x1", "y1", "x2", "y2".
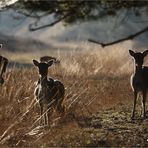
[{"x1": 1, "y1": 0, "x2": 148, "y2": 47}]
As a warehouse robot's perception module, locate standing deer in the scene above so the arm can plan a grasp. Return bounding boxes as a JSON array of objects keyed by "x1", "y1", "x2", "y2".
[
  {"x1": 0, "y1": 55, "x2": 8, "y2": 85},
  {"x1": 40, "y1": 56, "x2": 60, "y2": 64},
  {"x1": 33, "y1": 59, "x2": 65, "y2": 125},
  {"x1": 129, "y1": 49, "x2": 148, "y2": 119}
]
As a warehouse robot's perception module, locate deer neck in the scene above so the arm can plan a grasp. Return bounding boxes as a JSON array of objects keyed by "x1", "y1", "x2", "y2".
[
  {"x1": 39, "y1": 75, "x2": 48, "y2": 86},
  {"x1": 134, "y1": 64, "x2": 143, "y2": 76}
]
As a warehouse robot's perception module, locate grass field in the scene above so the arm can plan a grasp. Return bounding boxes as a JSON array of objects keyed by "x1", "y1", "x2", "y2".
[{"x1": 0, "y1": 41, "x2": 148, "y2": 147}]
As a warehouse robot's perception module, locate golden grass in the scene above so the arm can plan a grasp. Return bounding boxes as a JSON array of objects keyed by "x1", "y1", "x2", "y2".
[{"x1": 0, "y1": 42, "x2": 148, "y2": 147}]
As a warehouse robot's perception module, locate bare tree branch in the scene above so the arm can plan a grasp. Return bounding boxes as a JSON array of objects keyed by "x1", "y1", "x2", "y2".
[
  {"x1": 29, "y1": 14, "x2": 67, "y2": 31},
  {"x1": 88, "y1": 25, "x2": 148, "y2": 47},
  {"x1": 15, "y1": 10, "x2": 39, "y2": 18},
  {"x1": 29, "y1": 1, "x2": 86, "y2": 31},
  {"x1": 16, "y1": 9, "x2": 55, "y2": 19}
]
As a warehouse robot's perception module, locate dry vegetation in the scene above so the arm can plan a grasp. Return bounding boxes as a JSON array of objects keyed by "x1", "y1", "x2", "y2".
[{"x1": 0, "y1": 41, "x2": 148, "y2": 147}]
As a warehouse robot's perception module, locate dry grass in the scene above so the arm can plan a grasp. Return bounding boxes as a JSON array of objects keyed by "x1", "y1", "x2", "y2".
[{"x1": 0, "y1": 42, "x2": 148, "y2": 147}]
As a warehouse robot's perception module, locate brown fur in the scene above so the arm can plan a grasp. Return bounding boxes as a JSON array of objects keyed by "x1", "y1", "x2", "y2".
[
  {"x1": 0, "y1": 55, "x2": 8, "y2": 85},
  {"x1": 129, "y1": 49, "x2": 148, "y2": 119},
  {"x1": 33, "y1": 60, "x2": 65, "y2": 125}
]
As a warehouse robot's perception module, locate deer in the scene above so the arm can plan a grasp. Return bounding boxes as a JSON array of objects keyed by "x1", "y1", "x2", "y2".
[
  {"x1": 40, "y1": 56, "x2": 60, "y2": 64},
  {"x1": 33, "y1": 59, "x2": 65, "y2": 125},
  {"x1": 0, "y1": 55, "x2": 8, "y2": 85},
  {"x1": 129, "y1": 49, "x2": 148, "y2": 119}
]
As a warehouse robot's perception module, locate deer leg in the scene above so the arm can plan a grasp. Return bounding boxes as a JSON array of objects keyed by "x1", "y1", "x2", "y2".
[
  {"x1": 57, "y1": 98, "x2": 65, "y2": 115},
  {"x1": 39, "y1": 101, "x2": 44, "y2": 125},
  {"x1": 44, "y1": 104, "x2": 51, "y2": 125},
  {"x1": 47, "y1": 104, "x2": 53, "y2": 125},
  {"x1": 44, "y1": 110, "x2": 48, "y2": 125},
  {"x1": 0, "y1": 77, "x2": 4, "y2": 85},
  {"x1": 142, "y1": 91, "x2": 146, "y2": 119},
  {"x1": 131, "y1": 90, "x2": 138, "y2": 119}
]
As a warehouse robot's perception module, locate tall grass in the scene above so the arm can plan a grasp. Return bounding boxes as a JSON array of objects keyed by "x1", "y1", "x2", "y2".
[{"x1": 0, "y1": 41, "x2": 147, "y2": 147}]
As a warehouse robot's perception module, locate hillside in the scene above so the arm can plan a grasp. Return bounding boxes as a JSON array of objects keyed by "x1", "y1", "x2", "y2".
[{"x1": 0, "y1": 33, "x2": 51, "y2": 52}]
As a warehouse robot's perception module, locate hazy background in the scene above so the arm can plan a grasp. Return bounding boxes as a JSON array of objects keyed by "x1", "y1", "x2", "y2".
[{"x1": 0, "y1": 7, "x2": 148, "y2": 52}]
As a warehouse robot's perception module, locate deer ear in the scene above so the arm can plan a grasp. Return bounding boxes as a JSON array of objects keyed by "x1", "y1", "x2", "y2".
[
  {"x1": 143, "y1": 50, "x2": 148, "y2": 57},
  {"x1": 33, "y1": 60, "x2": 39, "y2": 66},
  {"x1": 47, "y1": 60, "x2": 53, "y2": 67},
  {"x1": 129, "y1": 50, "x2": 135, "y2": 57}
]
